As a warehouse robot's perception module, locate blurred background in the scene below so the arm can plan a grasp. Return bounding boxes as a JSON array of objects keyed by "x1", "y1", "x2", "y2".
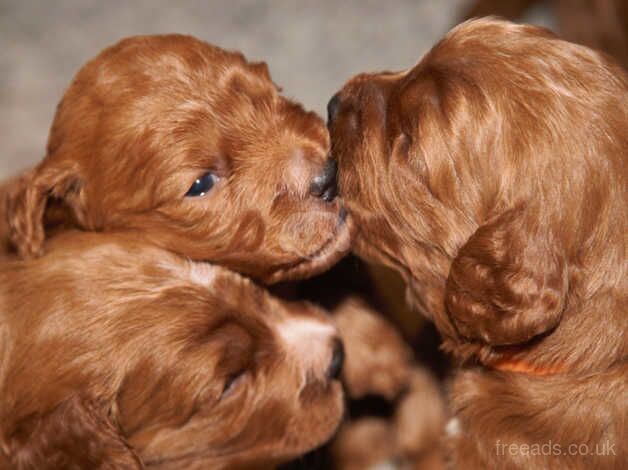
[{"x1": 0, "y1": 0, "x2": 556, "y2": 180}]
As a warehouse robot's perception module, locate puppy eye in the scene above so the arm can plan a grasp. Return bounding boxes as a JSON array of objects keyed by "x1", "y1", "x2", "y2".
[
  {"x1": 220, "y1": 370, "x2": 247, "y2": 400},
  {"x1": 185, "y1": 172, "x2": 218, "y2": 197}
]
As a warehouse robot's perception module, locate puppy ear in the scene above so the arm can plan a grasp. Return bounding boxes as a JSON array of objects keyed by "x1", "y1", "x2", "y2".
[
  {"x1": 445, "y1": 207, "x2": 568, "y2": 345},
  {"x1": 2, "y1": 396, "x2": 142, "y2": 469},
  {"x1": 6, "y1": 162, "x2": 84, "y2": 259}
]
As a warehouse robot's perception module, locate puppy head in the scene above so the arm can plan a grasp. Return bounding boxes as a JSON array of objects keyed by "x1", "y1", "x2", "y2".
[
  {"x1": 7, "y1": 34, "x2": 350, "y2": 283},
  {"x1": 329, "y1": 19, "x2": 627, "y2": 368},
  {"x1": 0, "y1": 233, "x2": 344, "y2": 469}
]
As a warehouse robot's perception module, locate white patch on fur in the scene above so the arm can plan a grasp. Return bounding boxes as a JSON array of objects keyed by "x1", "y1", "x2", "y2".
[
  {"x1": 277, "y1": 317, "x2": 336, "y2": 347},
  {"x1": 277, "y1": 317, "x2": 336, "y2": 385},
  {"x1": 185, "y1": 261, "x2": 217, "y2": 287},
  {"x1": 446, "y1": 417, "x2": 461, "y2": 437},
  {"x1": 159, "y1": 259, "x2": 217, "y2": 287}
]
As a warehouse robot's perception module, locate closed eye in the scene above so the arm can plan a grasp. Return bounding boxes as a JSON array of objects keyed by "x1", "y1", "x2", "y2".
[
  {"x1": 185, "y1": 172, "x2": 219, "y2": 197},
  {"x1": 220, "y1": 370, "x2": 247, "y2": 400}
]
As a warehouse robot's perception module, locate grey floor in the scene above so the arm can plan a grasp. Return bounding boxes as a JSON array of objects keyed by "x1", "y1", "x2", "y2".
[{"x1": 0, "y1": 0, "x2": 553, "y2": 179}]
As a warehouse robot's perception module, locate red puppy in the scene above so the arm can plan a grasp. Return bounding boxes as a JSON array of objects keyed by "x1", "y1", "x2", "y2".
[
  {"x1": 5, "y1": 34, "x2": 350, "y2": 283},
  {"x1": 0, "y1": 232, "x2": 345, "y2": 469},
  {"x1": 329, "y1": 19, "x2": 627, "y2": 469}
]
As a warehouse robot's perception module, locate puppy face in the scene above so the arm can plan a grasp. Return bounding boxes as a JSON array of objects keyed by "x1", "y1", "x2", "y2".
[
  {"x1": 7, "y1": 34, "x2": 350, "y2": 283},
  {"x1": 0, "y1": 233, "x2": 344, "y2": 469},
  {"x1": 329, "y1": 19, "x2": 627, "y2": 371}
]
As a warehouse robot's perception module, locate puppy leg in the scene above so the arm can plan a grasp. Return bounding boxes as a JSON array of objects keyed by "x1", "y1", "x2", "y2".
[
  {"x1": 394, "y1": 369, "x2": 447, "y2": 470},
  {"x1": 334, "y1": 297, "x2": 412, "y2": 400},
  {"x1": 332, "y1": 418, "x2": 397, "y2": 470}
]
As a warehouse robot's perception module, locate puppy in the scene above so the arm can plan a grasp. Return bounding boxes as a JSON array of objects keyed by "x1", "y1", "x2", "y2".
[
  {"x1": 328, "y1": 19, "x2": 627, "y2": 469},
  {"x1": 5, "y1": 34, "x2": 350, "y2": 283},
  {"x1": 0, "y1": 232, "x2": 345, "y2": 469}
]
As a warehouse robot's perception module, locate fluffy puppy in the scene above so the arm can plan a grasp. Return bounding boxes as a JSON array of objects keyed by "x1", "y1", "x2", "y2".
[
  {"x1": 5, "y1": 34, "x2": 350, "y2": 283},
  {"x1": 328, "y1": 19, "x2": 627, "y2": 469},
  {"x1": 462, "y1": 0, "x2": 628, "y2": 68},
  {"x1": 0, "y1": 232, "x2": 345, "y2": 469}
]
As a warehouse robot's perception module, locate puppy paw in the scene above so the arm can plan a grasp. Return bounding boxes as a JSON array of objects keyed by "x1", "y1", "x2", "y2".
[{"x1": 334, "y1": 297, "x2": 412, "y2": 400}]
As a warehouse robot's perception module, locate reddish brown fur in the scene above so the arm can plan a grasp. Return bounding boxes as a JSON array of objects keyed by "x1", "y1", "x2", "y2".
[
  {"x1": 463, "y1": 0, "x2": 628, "y2": 69},
  {"x1": 0, "y1": 180, "x2": 12, "y2": 260},
  {"x1": 329, "y1": 19, "x2": 627, "y2": 469},
  {"x1": 334, "y1": 296, "x2": 412, "y2": 400},
  {"x1": 332, "y1": 369, "x2": 446, "y2": 470},
  {"x1": 5, "y1": 34, "x2": 351, "y2": 283},
  {"x1": 332, "y1": 418, "x2": 395, "y2": 470},
  {"x1": 0, "y1": 232, "x2": 344, "y2": 469},
  {"x1": 332, "y1": 297, "x2": 446, "y2": 469}
]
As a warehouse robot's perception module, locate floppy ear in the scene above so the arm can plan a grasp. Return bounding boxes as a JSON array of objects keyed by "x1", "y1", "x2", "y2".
[
  {"x1": 445, "y1": 207, "x2": 568, "y2": 345},
  {"x1": 6, "y1": 162, "x2": 84, "y2": 259},
  {"x1": 2, "y1": 396, "x2": 142, "y2": 469}
]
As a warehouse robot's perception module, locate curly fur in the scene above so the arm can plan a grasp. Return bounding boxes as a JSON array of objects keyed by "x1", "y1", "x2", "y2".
[
  {"x1": 5, "y1": 34, "x2": 351, "y2": 283},
  {"x1": 0, "y1": 232, "x2": 344, "y2": 469},
  {"x1": 329, "y1": 19, "x2": 627, "y2": 469}
]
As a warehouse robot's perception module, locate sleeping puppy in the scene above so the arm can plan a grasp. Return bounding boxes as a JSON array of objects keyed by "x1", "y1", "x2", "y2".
[
  {"x1": 0, "y1": 232, "x2": 345, "y2": 469},
  {"x1": 5, "y1": 34, "x2": 350, "y2": 283},
  {"x1": 328, "y1": 19, "x2": 627, "y2": 469}
]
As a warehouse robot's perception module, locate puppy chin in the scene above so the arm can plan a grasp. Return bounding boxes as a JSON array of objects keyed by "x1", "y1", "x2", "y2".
[
  {"x1": 265, "y1": 210, "x2": 353, "y2": 283},
  {"x1": 288, "y1": 380, "x2": 345, "y2": 456}
]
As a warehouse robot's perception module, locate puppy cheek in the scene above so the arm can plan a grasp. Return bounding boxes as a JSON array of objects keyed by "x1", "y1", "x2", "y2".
[{"x1": 225, "y1": 210, "x2": 267, "y2": 253}]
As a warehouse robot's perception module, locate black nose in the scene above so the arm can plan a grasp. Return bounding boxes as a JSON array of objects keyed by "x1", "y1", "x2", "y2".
[
  {"x1": 327, "y1": 93, "x2": 341, "y2": 125},
  {"x1": 326, "y1": 338, "x2": 345, "y2": 380},
  {"x1": 309, "y1": 158, "x2": 337, "y2": 202}
]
